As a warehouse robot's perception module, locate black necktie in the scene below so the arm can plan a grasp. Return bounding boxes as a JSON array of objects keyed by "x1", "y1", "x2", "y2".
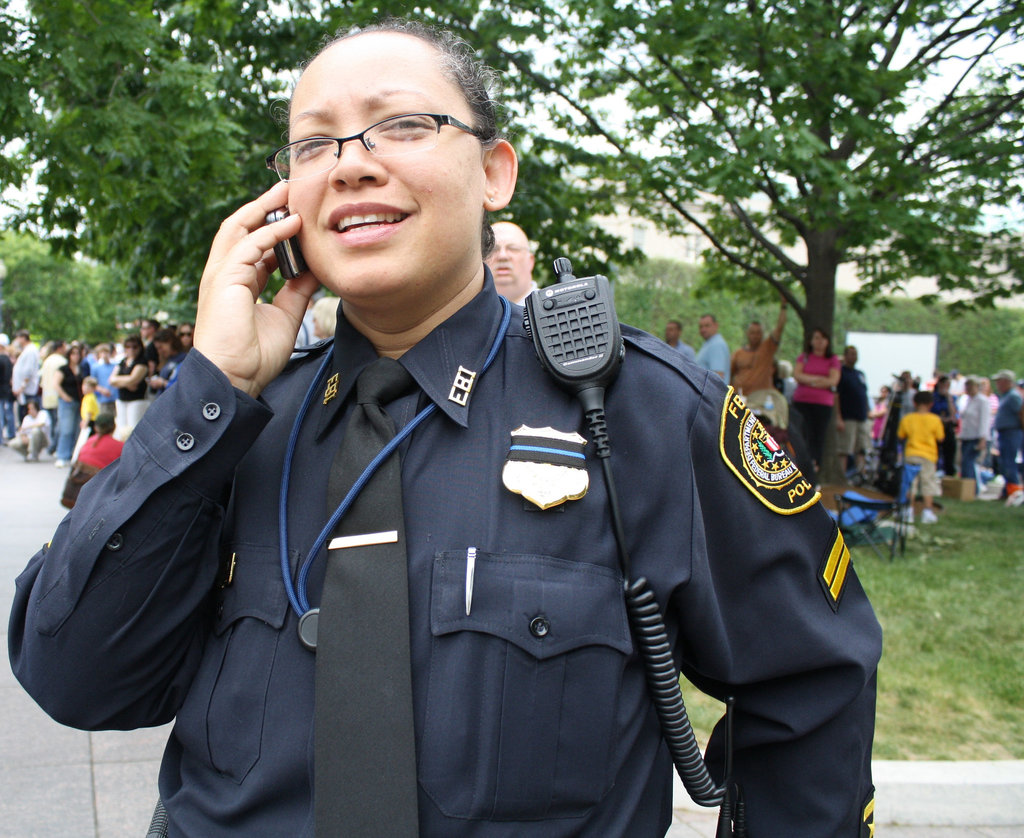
[{"x1": 315, "y1": 357, "x2": 420, "y2": 837}]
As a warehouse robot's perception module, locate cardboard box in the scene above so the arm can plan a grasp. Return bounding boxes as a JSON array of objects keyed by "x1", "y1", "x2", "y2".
[{"x1": 941, "y1": 476, "x2": 975, "y2": 501}]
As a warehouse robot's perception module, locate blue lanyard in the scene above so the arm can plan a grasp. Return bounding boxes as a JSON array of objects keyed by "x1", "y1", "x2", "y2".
[{"x1": 278, "y1": 296, "x2": 512, "y2": 619}]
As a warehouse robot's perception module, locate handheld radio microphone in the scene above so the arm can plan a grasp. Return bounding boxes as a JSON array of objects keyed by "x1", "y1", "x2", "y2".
[
  {"x1": 525, "y1": 258, "x2": 736, "y2": 825},
  {"x1": 523, "y1": 258, "x2": 623, "y2": 415}
]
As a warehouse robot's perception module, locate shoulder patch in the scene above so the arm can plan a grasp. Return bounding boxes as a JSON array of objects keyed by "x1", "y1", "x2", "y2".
[{"x1": 719, "y1": 388, "x2": 819, "y2": 514}]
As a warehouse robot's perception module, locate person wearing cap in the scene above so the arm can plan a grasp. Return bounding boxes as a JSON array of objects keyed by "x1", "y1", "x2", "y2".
[
  {"x1": 957, "y1": 377, "x2": 989, "y2": 488},
  {"x1": 992, "y1": 369, "x2": 1023, "y2": 504}
]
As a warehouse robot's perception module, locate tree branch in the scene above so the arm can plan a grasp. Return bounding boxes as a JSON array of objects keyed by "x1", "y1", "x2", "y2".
[{"x1": 728, "y1": 199, "x2": 808, "y2": 277}]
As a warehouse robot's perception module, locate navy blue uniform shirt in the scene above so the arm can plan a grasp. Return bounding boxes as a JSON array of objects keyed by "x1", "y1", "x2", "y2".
[{"x1": 10, "y1": 278, "x2": 880, "y2": 836}]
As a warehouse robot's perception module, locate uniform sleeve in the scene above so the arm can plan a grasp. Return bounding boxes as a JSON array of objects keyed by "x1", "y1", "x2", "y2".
[
  {"x1": 675, "y1": 385, "x2": 881, "y2": 837},
  {"x1": 8, "y1": 351, "x2": 273, "y2": 730}
]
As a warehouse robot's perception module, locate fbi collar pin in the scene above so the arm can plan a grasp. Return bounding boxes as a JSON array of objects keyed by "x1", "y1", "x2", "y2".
[{"x1": 323, "y1": 373, "x2": 340, "y2": 406}]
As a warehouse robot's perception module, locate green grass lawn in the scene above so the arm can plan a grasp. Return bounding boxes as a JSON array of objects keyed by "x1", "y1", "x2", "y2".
[{"x1": 681, "y1": 496, "x2": 1024, "y2": 760}]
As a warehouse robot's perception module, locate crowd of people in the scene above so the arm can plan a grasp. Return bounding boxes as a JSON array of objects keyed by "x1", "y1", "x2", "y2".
[
  {"x1": 472, "y1": 218, "x2": 1023, "y2": 519},
  {"x1": 5, "y1": 279, "x2": 1021, "y2": 520},
  {"x1": 654, "y1": 311, "x2": 1024, "y2": 516},
  {"x1": 473, "y1": 222, "x2": 1023, "y2": 519},
  {"x1": 0, "y1": 321, "x2": 196, "y2": 464}
]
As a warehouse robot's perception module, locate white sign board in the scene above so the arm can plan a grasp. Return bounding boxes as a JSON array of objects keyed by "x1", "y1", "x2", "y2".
[{"x1": 844, "y1": 332, "x2": 939, "y2": 398}]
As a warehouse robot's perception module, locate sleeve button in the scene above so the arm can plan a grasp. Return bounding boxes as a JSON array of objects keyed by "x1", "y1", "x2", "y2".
[
  {"x1": 529, "y1": 615, "x2": 550, "y2": 638},
  {"x1": 176, "y1": 432, "x2": 195, "y2": 451},
  {"x1": 202, "y1": 402, "x2": 222, "y2": 421}
]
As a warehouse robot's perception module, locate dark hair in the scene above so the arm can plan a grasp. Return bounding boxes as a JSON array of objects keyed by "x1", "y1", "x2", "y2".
[
  {"x1": 700, "y1": 313, "x2": 717, "y2": 323},
  {"x1": 914, "y1": 390, "x2": 934, "y2": 407},
  {"x1": 153, "y1": 327, "x2": 183, "y2": 354},
  {"x1": 94, "y1": 413, "x2": 116, "y2": 434},
  {"x1": 123, "y1": 334, "x2": 143, "y2": 353},
  {"x1": 804, "y1": 328, "x2": 833, "y2": 358},
  {"x1": 297, "y1": 19, "x2": 504, "y2": 257}
]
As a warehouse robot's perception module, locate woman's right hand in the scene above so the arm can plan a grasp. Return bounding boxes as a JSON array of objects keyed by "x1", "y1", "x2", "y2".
[{"x1": 193, "y1": 181, "x2": 321, "y2": 399}]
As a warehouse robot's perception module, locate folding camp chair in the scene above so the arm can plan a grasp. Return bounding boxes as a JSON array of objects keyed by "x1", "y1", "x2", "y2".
[
  {"x1": 835, "y1": 459, "x2": 922, "y2": 560},
  {"x1": 834, "y1": 491, "x2": 903, "y2": 561}
]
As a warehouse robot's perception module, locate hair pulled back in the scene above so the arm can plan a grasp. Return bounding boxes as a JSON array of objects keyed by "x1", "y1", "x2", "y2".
[{"x1": 297, "y1": 18, "x2": 504, "y2": 257}]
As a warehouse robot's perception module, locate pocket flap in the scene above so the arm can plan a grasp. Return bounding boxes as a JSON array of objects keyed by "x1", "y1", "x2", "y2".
[
  {"x1": 431, "y1": 551, "x2": 632, "y2": 660},
  {"x1": 214, "y1": 543, "x2": 292, "y2": 635}
]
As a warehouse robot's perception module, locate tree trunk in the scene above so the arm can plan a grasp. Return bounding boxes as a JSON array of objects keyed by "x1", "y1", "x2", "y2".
[{"x1": 802, "y1": 230, "x2": 846, "y2": 487}]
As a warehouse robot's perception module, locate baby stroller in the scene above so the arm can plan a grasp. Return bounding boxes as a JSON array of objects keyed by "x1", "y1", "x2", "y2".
[{"x1": 872, "y1": 385, "x2": 904, "y2": 498}]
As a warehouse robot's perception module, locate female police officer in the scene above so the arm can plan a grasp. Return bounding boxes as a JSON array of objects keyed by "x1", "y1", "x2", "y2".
[{"x1": 10, "y1": 20, "x2": 881, "y2": 837}]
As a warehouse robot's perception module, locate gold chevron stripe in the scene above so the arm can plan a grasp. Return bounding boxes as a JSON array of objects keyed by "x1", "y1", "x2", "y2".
[
  {"x1": 822, "y1": 531, "x2": 851, "y2": 603},
  {"x1": 863, "y1": 795, "x2": 876, "y2": 836}
]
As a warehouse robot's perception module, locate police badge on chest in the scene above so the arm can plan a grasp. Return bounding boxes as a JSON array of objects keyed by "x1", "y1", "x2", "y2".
[{"x1": 502, "y1": 425, "x2": 589, "y2": 510}]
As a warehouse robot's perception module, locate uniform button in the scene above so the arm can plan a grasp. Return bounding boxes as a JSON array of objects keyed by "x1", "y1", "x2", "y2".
[
  {"x1": 105, "y1": 532, "x2": 124, "y2": 552},
  {"x1": 202, "y1": 402, "x2": 221, "y2": 421},
  {"x1": 176, "y1": 432, "x2": 195, "y2": 451},
  {"x1": 529, "y1": 615, "x2": 550, "y2": 638}
]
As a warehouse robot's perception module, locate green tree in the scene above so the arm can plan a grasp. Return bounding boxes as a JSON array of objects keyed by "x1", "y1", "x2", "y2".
[
  {"x1": 0, "y1": 232, "x2": 125, "y2": 342},
  {"x1": 1, "y1": 0, "x2": 637, "y2": 298},
  {"x1": 5, "y1": 0, "x2": 1021, "y2": 330},
  {"x1": 540, "y1": 0, "x2": 1024, "y2": 341}
]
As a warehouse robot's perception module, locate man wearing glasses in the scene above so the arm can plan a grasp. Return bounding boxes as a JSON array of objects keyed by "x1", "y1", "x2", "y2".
[{"x1": 485, "y1": 221, "x2": 537, "y2": 304}]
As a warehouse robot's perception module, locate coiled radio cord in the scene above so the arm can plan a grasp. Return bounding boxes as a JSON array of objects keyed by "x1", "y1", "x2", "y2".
[{"x1": 581, "y1": 394, "x2": 745, "y2": 832}]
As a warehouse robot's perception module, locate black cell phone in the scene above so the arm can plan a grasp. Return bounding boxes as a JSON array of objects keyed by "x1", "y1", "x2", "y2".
[{"x1": 265, "y1": 208, "x2": 307, "y2": 279}]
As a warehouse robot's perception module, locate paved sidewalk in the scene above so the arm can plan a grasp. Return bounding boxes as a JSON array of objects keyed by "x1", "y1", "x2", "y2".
[{"x1": 2, "y1": 443, "x2": 1022, "y2": 837}]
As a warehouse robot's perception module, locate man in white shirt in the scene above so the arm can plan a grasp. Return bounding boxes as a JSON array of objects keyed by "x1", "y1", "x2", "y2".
[
  {"x1": 485, "y1": 222, "x2": 538, "y2": 304},
  {"x1": 11, "y1": 330, "x2": 42, "y2": 420},
  {"x1": 958, "y1": 376, "x2": 989, "y2": 486},
  {"x1": 9, "y1": 400, "x2": 51, "y2": 461}
]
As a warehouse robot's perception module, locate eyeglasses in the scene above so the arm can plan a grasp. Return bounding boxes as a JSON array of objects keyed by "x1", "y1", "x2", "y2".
[
  {"x1": 266, "y1": 113, "x2": 483, "y2": 182},
  {"x1": 492, "y1": 244, "x2": 531, "y2": 256},
  {"x1": 178, "y1": 331, "x2": 193, "y2": 337}
]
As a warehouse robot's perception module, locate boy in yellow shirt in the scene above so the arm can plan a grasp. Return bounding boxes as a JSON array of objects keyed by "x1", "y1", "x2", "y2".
[
  {"x1": 898, "y1": 390, "x2": 945, "y2": 523},
  {"x1": 80, "y1": 376, "x2": 100, "y2": 432}
]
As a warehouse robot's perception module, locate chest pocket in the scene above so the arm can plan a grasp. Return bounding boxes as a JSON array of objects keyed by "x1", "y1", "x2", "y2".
[
  {"x1": 174, "y1": 543, "x2": 291, "y2": 783},
  {"x1": 421, "y1": 551, "x2": 632, "y2": 821}
]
